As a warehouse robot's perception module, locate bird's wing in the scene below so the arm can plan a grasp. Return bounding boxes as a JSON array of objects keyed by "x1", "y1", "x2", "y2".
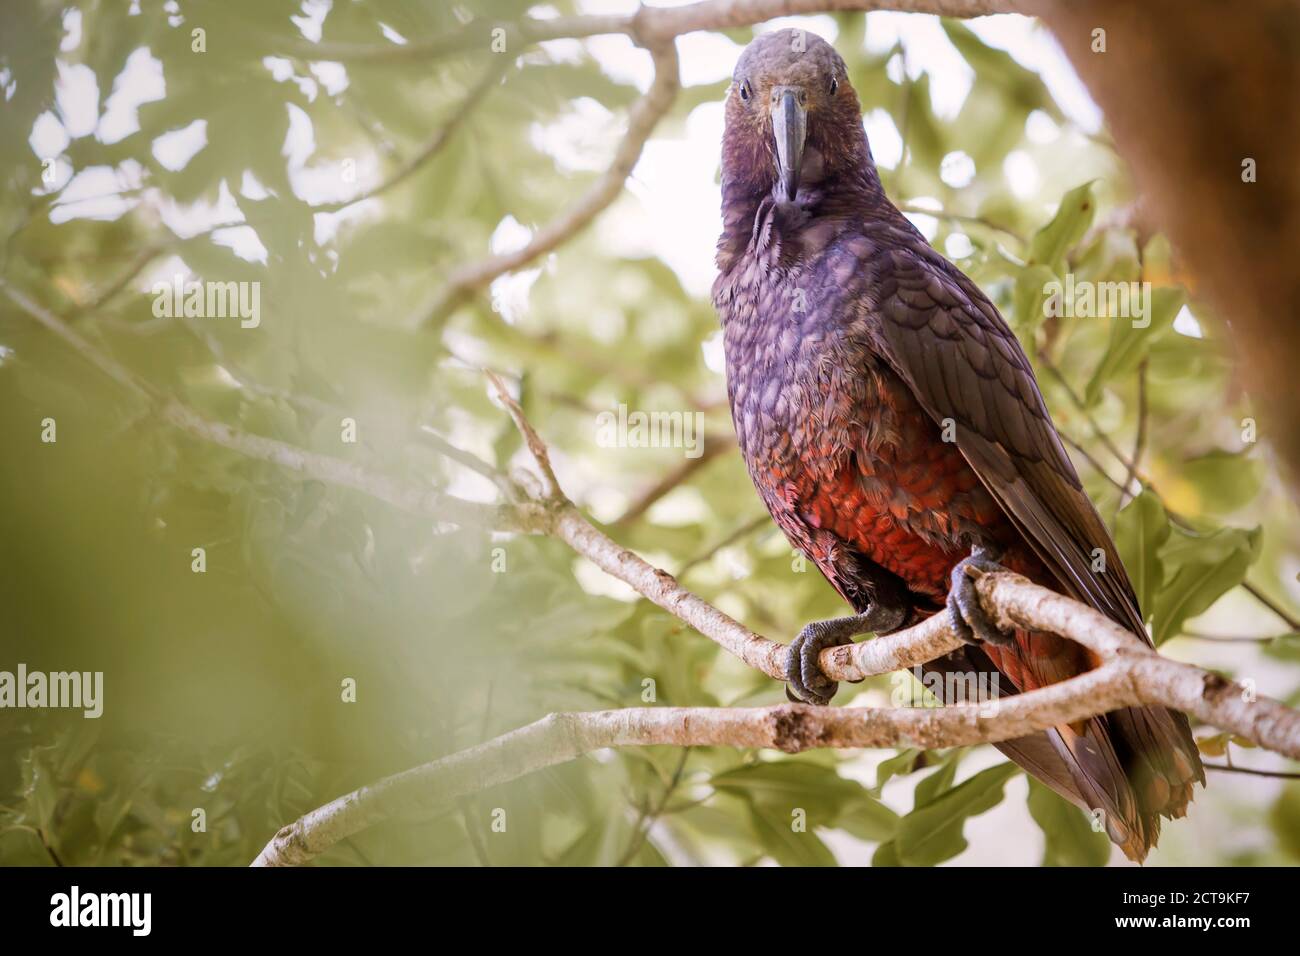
[
  {"x1": 866, "y1": 233, "x2": 1202, "y2": 844},
  {"x1": 866, "y1": 238, "x2": 1149, "y2": 643}
]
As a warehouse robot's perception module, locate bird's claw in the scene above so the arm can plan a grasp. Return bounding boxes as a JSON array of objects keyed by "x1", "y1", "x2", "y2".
[
  {"x1": 786, "y1": 621, "x2": 848, "y2": 705},
  {"x1": 947, "y1": 544, "x2": 1015, "y2": 647},
  {"x1": 786, "y1": 604, "x2": 908, "y2": 706}
]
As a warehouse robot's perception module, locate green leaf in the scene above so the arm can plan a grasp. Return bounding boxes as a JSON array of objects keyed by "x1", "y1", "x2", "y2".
[
  {"x1": 628, "y1": 837, "x2": 670, "y2": 867},
  {"x1": 941, "y1": 20, "x2": 1062, "y2": 121},
  {"x1": 1193, "y1": 731, "x2": 1254, "y2": 758},
  {"x1": 1152, "y1": 525, "x2": 1261, "y2": 645},
  {"x1": 1027, "y1": 182, "x2": 1096, "y2": 271},
  {"x1": 744, "y1": 798, "x2": 838, "y2": 867},
  {"x1": 872, "y1": 840, "x2": 901, "y2": 867},
  {"x1": 913, "y1": 750, "x2": 961, "y2": 806},
  {"x1": 1114, "y1": 489, "x2": 1171, "y2": 620},
  {"x1": 1073, "y1": 228, "x2": 1141, "y2": 286},
  {"x1": 1026, "y1": 779, "x2": 1110, "y2": 866},
  {"x1": 1263, "y1": 632, "x2": 1300, "y2": 662},
  {"x1": 711, "y1": 760, "x2": 895, "y2": 858},
  {"x1": 1013, "y1": 263, "x2": 1058, "y2": 335},
  {"x1": 871, "y1": 748, "x2": 925, "y2": 795},
  {"x1": 710, "y1": 760, "x2": 863, "y2": 822},
  {"x1": 1083, "y1": 286, "x2": 1184, "y2": 406},
  {"x1": 553, "y1": 817, "x2": 627, "y2": 866},
  {"x1": 1195, "y1": 732, "x2": 1230, "y2": 757},
  {"x1": 20, "y1": 747, "x2": 61, "y2": 835},
  {"x1": 893, "y1": 73, "x2": 946, "y2": 172},
  {"x1": 672, "y1": 799, "x2": 763, "y2": 859},
  {"x1": 1181, "y1": 449, "x2": 1261, "y2": 515},
  {"x1": 1269, "y1": 784, "x2": 1300, "y2": 861},
  {"x1": 896, "y1": 763, "x2": 1018, "y2": 866},
  {"x1": 834, "y1": 795, "x2": 901, "y2": 843}
]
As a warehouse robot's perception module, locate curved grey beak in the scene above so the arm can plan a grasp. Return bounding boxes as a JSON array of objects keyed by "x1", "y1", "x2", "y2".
[{"x1": 770, "y1": 86, "x2": 806, "y2": 202}]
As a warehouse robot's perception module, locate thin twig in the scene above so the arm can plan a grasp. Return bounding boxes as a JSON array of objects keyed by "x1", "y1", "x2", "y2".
[
  {"x1": 485, "y1": 370, "x2": 562, "y2": 500},
  {"x1": 37, "y1": 829, "x2": 64, "y2": 867},
  {"x1": 419, "y1": 42, "x2": 681, "y2": 327},
  {"x1": 65, "y1": 219, "x2": 247, "y2": 319},
  {"x1": 616, "y1": 748, "x2": 690, "y2": 866},
  {"x1": 1242, "y1": 584, "x2": 1300, "y2": 632},
  {"x1": 1058, "y1": 430, "x2": 1127, "y2": 494},
  {"x1": 677, "y1": 513, "x2": 772, "y2": 577},
  {"x1": 1203, "y1": 763, "x2": 1300, "y2": 780},
  {"x1": 456, "y1": 796, "x2": 493, "y2": 866},
  {"x1": 613, "y1": 435, "x2": 734, "y2": 527},
  {"x1": 419, "y1": 426, "x2": 519, "y2": 501},
  {"x1": 1038, "y1": 354, "x2": 1136, "y2": 470},
  {"x1": 1123, "y1": 358, "x2": 1149, "y2": 504},
  {"x1": 311, "y1": 56, "x2": 508, "y2": 215},
  {"x1": 1182, "y1": 631, "x2": 1282, "y2": 644}
]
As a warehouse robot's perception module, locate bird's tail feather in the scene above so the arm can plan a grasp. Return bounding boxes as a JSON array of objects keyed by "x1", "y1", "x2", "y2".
[
  {"x1": 1107, "y1": 704, "x2": 1204, "y2": 823},
  {"x1": 924, "y1": 644, "x2": 1202, "y2": 862},
  {"x1": 993, "y1": 722, "x2": 1146, "y2": 856}
]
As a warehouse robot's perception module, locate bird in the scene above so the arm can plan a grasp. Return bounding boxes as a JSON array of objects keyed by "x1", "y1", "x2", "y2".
[{"x1": 713, "y1": 28, "x2": 1202, "y2": 862}]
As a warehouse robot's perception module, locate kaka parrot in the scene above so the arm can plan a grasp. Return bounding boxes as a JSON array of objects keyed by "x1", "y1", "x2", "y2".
[{"x1": 713, "y1": 29, "x2": 1202, "y2": 861}]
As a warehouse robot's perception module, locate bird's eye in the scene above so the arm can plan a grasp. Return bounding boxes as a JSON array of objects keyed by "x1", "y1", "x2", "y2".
[
  {"x1": 829, "y1": 76, "x2": 839, "y2": 95},
  {"x1": 738, "y1": 80, "x2": 751, "y2": 102}
]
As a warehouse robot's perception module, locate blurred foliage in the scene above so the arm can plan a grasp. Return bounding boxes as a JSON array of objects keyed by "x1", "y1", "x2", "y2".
[{"x1": 1, "y1": 0, "x2": 1298, "y2": 867}]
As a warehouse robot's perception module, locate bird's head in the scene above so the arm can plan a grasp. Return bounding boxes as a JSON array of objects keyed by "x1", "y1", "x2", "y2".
[{"x1": 722, "y1": 29, "x2": 872, "y2": 206}]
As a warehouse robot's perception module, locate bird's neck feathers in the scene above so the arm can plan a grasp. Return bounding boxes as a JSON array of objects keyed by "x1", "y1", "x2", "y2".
[{"x1": 716, "y1": 120, "x2": 886, "y2": 275}]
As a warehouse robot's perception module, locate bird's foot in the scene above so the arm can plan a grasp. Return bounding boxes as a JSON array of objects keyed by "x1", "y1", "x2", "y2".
[
  {"x1": 947, "y1": 544, "x2": 1015, "y2": 647},
  {"x1": 786, "y1": 604, "x2": 909, "y2": 705}
]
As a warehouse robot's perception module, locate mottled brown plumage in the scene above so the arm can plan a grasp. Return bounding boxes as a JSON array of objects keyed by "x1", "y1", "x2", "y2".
[{"x1": 713, "y1": 29, "x2": 1202, "y2": 861}]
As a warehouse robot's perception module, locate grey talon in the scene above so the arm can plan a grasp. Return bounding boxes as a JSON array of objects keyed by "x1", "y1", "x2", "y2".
[
  {"x1": 785, "y1": 603, "x2": 909, "y2": 705},
  {"x1": 947, "y1": 545, "x2": 1016, "y2": 647},
  {"x1": 786, "y1": 622, "x2": 842, "y2": 705}
]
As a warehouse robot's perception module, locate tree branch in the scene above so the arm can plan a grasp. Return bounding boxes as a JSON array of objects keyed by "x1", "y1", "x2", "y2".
[
  {"x1": 631, "y1": 0, "x2": 1018, "y2": 42},
  {"x1": 482, "y1": 372, "x2": 1300, "y2": 737},
  {"x1": 252, "y1": 663, "x2": 1130, "y2": 867},
  {"x1": 250, "y1": 619, "x2": 1299, "y2": 865},
  {"x1": 291, "y1": 1, "x2": 1018, "y2": 64},
  {"x1": 481, "y1": 373, "x2": 967, "y2": 680},
  {"x1": 18, "y1": 274, "x2": 1299, "y2": 782},
  {"x1": 420, "y1": 42, "x2": 681, "y2": 327}
]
